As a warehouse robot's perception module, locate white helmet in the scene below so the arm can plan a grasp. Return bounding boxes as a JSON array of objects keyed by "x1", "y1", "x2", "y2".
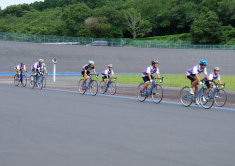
[
  {"x1": 108, "y1": 64, "x2": 113, "y2": 67},
  {"x1": 39, "y1": 59, "x2": 44, "y2": 63},
  {"x1": 214, "y1": 67, "x2": 220, "y2": 71},
  {"x1": 89, "y1": 61, "x2": 94, "y2": 65}
]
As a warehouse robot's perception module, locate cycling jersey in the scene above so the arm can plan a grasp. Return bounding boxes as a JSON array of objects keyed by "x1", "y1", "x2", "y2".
[
  {"x1": 82, "y1": 64, "x2": 95, "y2": 72},
  {"x1": 14, "y1": 64, "x2": 26, "y2": 71},
  {"x1": 203, "y1": 72, "x2": 220, "y2": 81},
  {"x1": 187, "y1": 65, "x2": 207, "y2": 75},
  {"x1": 142, "y1": 65, "x2": 159, "y2": 77},
  {"x1": 101, "y1": 68, "x2": 114, "y2": 76},
  {"x1": 32, "y1": 62, "x2": 43, "y2": 70}
]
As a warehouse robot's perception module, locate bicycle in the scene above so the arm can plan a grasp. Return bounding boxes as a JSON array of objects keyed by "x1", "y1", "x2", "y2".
[
  {"x1": 14, "y1": 70, "x2": 27, "y2": 87},
  {"x1": 30, "y1": 71, "x2": 44, "y2": 90},
  {"x1": 42, "y1": 73, "x2": 48, "y2": 88},
  {"x1": 203, "y1": 83, "x2": 227, "y2": 107},
  {"x1": 180, "y1": 81, "x2": 214, "y2": 109},
  {"x1": 137, "y1": 77, "x2": 164, "y2": 104},
  {"x1": 78, "y1": 74, "x2": 99, "y2": 96},
  {"x1": 100, "y1": 77, "x2": 117, "y2": 95}
]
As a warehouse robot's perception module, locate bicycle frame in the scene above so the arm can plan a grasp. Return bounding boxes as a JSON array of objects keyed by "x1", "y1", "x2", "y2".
[
  {"x1": 185, "y1": 83, "x2": 205, "y2": 101},
  {"x1": 84, "y1": 75, "x2": 94, "y2": 89},
  {"x1": 145, "y1": 80, "x2": 156, "y2": 96}
]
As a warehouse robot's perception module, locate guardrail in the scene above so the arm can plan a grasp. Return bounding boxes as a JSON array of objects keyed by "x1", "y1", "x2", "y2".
[{"x1": 0, "y1": 32, "x2": 234, "y2": 50}]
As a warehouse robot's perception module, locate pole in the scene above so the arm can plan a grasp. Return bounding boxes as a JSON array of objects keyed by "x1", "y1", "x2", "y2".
[{"x1": 52, "y1": 59, "x2": 57, "y2": 82}]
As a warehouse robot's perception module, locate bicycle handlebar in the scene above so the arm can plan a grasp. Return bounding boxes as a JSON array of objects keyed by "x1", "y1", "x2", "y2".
[{"x1": 153, "y1": 77, "x2": 164, "y2": 83}]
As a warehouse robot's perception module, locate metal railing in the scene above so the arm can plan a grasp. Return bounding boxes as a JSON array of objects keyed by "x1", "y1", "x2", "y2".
[{"x1": 0, "y1": 32, "x2": 234, "y2": 50}]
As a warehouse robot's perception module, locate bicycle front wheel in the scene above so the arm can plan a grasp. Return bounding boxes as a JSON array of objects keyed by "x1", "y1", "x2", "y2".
[
  {"x1": 21, "y1": 75, "x2": 27, "y2": 87},
  {"x1": 43, "y1": 77, "x2": 46, "y2": 88},
  {"x1": 137, "y1": 83, "x2": 147, "y2": 102},
  {"x1": 99, "y1": 81, "x2": 106, "y2": 94},
  {"x1": 180, "y1": 87, "x2": 193, "y2": 107},
  {"x1": 78, "y1": 79, "x2": 86, "y2": 94},
  {"x1": 152, "y1": 84, "x2": 163, "y2": 104},
  {"x1": 214, "y1": 89, "x2": 227, "y2": 107},
  {"x1": 89, "y1": 80, "x2": 98, "y2": 96},
  {"x1": 14, "y1": 75, "x2": 19, "y2": 86},
  {"x1": 199, "y1": 88, "x2": 214, "y2": 109},
  {"x1": 109, "y1": 82, "x2": 117, "y2": 95},
  {"x1": 39, "y1": 77, "x2": 43, "y2": 90},
  {"x1": 30, "y1": 76, "x2": 35, "y2": 89}
]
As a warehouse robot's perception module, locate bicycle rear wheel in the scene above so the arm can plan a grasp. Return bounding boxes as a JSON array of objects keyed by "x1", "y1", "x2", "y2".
[
  {"x1": 180, "y1": 87, "x2": 193, "y2": 107},
  {"x1": 137, "y1": 83, "x2": 147, "y2": 102},
  {"x1": 14, "y1": 75, "x2": 19, "y2": 86},
  {"x1": 152, "y1": 84, "x2": 163, "y2": 104},
  {"x1": 199, "y1": 88, "x2": 214, "y2": 109},
  {"x1": 21, "y1": 75, "x2": 27, "y2": 87},
  {"x1": 214, "y1": 89, "x2": 227, "y2": 107},
  {"x1": 78, "y1": 79, "x2": 86, "y2": 94},
  {"x1": 99, "y1": 81, "x2": 106, "y2": 94},
  {"x1": 89, "y1": 80, "x2": 98, "y2": 96},
  {"x1": 30, "y1": 76, "x2": 35, "y2": 89},
  {"x1": 109, "y1": 82, "x2": 117, "y2": 95}
]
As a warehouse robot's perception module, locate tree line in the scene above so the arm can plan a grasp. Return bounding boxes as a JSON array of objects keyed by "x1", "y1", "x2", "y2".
[{"x1": 0, "y1": 0, "x2": 234, "y2": 44}]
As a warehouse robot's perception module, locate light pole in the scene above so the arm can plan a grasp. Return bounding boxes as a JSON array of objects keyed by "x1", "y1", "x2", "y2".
[{"x1": 52, "y1": 58, "x2": 57, "y2": 82}]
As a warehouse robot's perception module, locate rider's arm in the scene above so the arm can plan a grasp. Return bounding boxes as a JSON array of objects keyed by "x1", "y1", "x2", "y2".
[
  {"x1": 148, "y1": 72, "x2": 152, "y2": 81},
  {"x1": 195, "y1": 73, "x2": 201, "y2": 82},
  {"x1": 93, "y1": 69, "x2": 97, "y2": 75},
  {"x1": 106, "y1": 74, "x2": 109, "y2": 79},
  {"x1": 205, "y1": 74, "x2": 209, "y2": 81},
  {"x1": 157, "y1": 72, "x2": 160, "y2": 79}
]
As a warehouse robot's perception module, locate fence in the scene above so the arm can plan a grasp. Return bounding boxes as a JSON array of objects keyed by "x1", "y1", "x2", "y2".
[{"x1": 0, "y1": 32, "x2": 234, "y2": 50}]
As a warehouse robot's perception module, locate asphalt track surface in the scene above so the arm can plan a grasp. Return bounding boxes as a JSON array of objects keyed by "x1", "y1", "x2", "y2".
[
  {"x1": 0, "y1": 41, "x2": 235, "y2": 75},
  {"x1": 1, "y1": 84, "x2": 235, "y2": 166}
]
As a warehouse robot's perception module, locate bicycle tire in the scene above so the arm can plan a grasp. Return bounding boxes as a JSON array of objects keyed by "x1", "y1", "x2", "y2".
[
  {"x1": 78, "y1": 79, "x2": 86, "y2": 94},
  {"x1": 39, "y1": 77, "x2": 43, "y2": 90},
  {"x1": 214, "y1": 89, "x2": 227, "y2": 107},
  {"x1": 99, "y1": 81, "x2": 106, "y2": 94},
  {"x1": 21, "y1": 75, "x2": 27, "y2": 87},
  {"x1": 89, "y1": 80, "x2": 98, "y2": 96},
  {"x1": 137, "y1": 83, "x2": 147, "y2": 102},
  {"x1": 109, "y1": 82, "x2": 117, "y2": 95},
  {"x1": 180, "y1": 87, "x2": 193, "y2": 107},
  {"x1": 152, "y1": 84, "x2": 163, "y2": 104},
  {"x1": 30, "y1": 76, "x2": 35, "y2": 89},
  {"x1": 199, "y1": 88, "x2": 214, "y2": 109},
  {"x1": 43, "y1": 77, "x2": 46, "y2": 88},
  {"x1": 14, "y1": 75, "x2": 19, "y2": 86}
]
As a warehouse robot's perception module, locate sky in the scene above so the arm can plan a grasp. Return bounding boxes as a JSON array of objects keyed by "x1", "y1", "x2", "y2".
[{"x1": 1, "y1": 0, "x2": 44, "y2": 9}]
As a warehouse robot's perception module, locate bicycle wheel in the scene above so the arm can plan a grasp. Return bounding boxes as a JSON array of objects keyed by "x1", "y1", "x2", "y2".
[
  {"x1": 180, "y1": 87, "x2": 193, "y2": 107},
  {"x1": 39, "y1": 77, "x2": 43, "y2": 90},
  {"x1": 78, "y1": 79, "x2": 86, "y2": 94},
  {"x1": 89, "y1": 80, "x2": 98, "y2": 96},
  {"x1": 43, "y1": 77, "x2": 46, "y2": 88},
  {"x1": 99, "y1": 81, "x2": 106, "y2": 94},
  {"x1": 214, "y1": 89, "x2": 227, "y2": 107},
  {"x1": 14, "y1": 75, "x2": 19, "y2": 86},
  {"x1": 109, "y1": 82, "x2": 117, "y2": 95},
  {"x1": 30, "y1": 76, "x2": 35, "y2": 89},
  {"x1": 137, "y1": 83, "x2": 147, "y2": 102},
  {"x1": 152, "y1": 84, "x2": 163, "y2": 104},
  {"x1": 21, "y1": 75, "x2": 27, "y2": 87},
  {"x1": 199, "y1": 88, "x2": 214, "y2": 109}
]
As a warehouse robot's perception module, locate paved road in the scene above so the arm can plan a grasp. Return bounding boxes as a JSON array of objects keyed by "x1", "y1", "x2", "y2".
[
  {"x1": 1, "y1": 84, "x2": 235, "y2": 166},
  {"x1": 0, "y1": 41, "x2": 235, "y2": 75}
]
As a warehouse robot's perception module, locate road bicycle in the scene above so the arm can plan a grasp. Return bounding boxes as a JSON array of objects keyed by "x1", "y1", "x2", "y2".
[
  {"x1": 14, "y1": 70, "x2": 27, "y2": 87},
  {"x1": 180, "y1": 81, "x2": 214, "y2": 109},
  {"x1": 42, "y1": 72, "x2": 48, "y2": 88},
  {"x1": 78, "y1": 74, "x2": 99, "y2": 96},
  {"x1": 100, "y1": 77, "x2": 117, "y2": 95},
  {"x1": 137, "y1": 77, "x2": 164, "y2": 104},
  {"x1": 30, "y1": 71, "x2": 44, "y2": 90}
]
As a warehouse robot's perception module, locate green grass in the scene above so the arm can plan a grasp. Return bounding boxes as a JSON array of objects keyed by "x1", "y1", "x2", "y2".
[
  {"x1": 138, "y1": 33, "x2": 192, "y2": 41},
  {"x1": 80, "y1": 75, "x2": 235, "y2": 90}
]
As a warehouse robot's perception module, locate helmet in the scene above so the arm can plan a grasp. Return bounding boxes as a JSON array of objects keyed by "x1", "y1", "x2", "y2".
[
  {"x1": 199, "y1": 59, "x2": 207, "y2": 66},
  {"x1": 151, "y1": 60, "x2": 159, "y2": 65},
  {"x1": 43, "y1": 63, "x2": 46, "y2": 67},
  {"x1": 89, "y1": 61, "x2": 94, "y2": 65},
  {"x1": 39, "y1": 59, "x2": 44, "y2": 63},
  {"x1": 214, "y1": 67, "x2": 220, "y2": 71},
  {"x1": 108, "y1": 64, "x2": 113, "y2": 68},
  {"x1": 20, "y1": 61, "x2": 24, "y2": 65}
]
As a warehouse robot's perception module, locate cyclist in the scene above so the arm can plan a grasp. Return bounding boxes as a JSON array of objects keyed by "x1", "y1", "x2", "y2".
[
  {"x1": 140, "y1": 60, "x2": 162, "y2": 95},
  {"x1": 42, "y1": 63, "x2": 48, "y2": 75},
  {"x1": 203, "y1": 67, "x2": 223, "y2": 90},
  {"x1": 14, "y1": 61, "x2": 27, "y2": 76},
  {"x1": 186, "y1": 59, "x2": 209, "y2": 105},
  {"x1": 101, "y1": 64, "x2": 116, "y2": 92},
  {"x1": 81, "y1": 61, "x2": 98, "y2": 89},
  {"x1": 32, "y1": 59, "x2": 44, "y2": 75}
]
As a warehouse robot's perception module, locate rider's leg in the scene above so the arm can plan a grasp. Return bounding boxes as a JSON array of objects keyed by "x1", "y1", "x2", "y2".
[
  {"x1": 82, "y1": 75, "x2": 88, "y2": 86},
  {"x1": 195, "y1": 85, "x2": 199, "y2": 95},
  {"x1": 104, "y1": 79, "x2": 107, "y2": 90},
  {"x1": 143, "y1": 81, "x2": 150, "y2": 91}
]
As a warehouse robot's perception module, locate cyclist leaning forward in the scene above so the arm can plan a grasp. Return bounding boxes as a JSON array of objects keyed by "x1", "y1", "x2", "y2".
[
  {"x1": 186, "y1": 59, "x2": 209, "y2": 105},
  {"x1": 14, "y1": 61, "x2": 27, "y2": 75},
  {"x1": 81, "y1": 61, "x2": 98, "y2": 89},
  {"x1": 140, "y1": 60, "x2": 162, "y2": 95},
  {"x1": 101, "y1": 64, "x2": 115, "y2": 92}
]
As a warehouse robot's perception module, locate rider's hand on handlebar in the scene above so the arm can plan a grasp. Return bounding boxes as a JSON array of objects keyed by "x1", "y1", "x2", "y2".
[
  {"x1": 150, "y1": 80, "x2": 153, "y2": 83},
  {"x1": 198, "y1": 82, "x2": 203, "y2": 85},
  {"x1": 159, "y1": 79, "x2": 162, "y2": 83},
  {"x1": 221, "y1": 86, "x2": 224, "y2": 89}
]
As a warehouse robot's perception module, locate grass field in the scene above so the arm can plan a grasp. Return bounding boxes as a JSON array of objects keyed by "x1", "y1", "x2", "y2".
[{"x1": 81, "y1": 74, "x2": 235, "y2": 90}]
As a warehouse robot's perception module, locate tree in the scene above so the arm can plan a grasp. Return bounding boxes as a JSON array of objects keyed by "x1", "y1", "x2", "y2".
[
  {"x1": 125, "y1": 8, "x2": 152, "y2": 38},
  {"x1": 1, "y1": 4, "x2": 35, "y2": 17},
  {"x1": 190, "y1": 10, "x2": 223, "y2": 44}
]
